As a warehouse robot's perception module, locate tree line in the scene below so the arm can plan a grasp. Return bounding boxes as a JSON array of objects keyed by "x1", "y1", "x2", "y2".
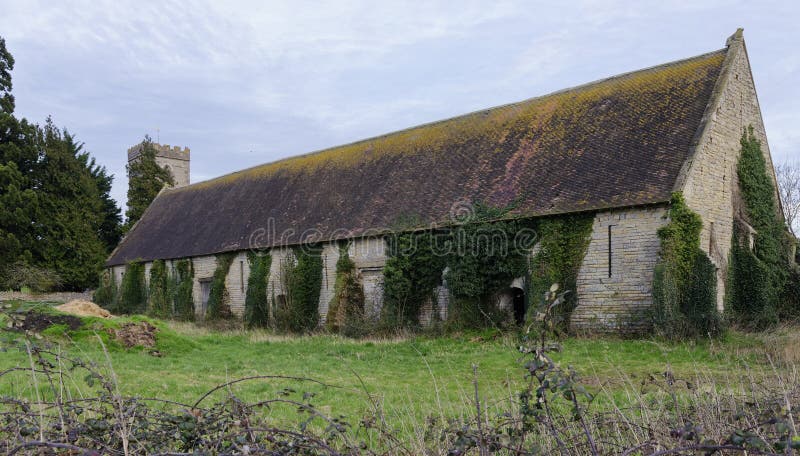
[{"x1": 0, "y1": 37, "x2": 170, "y2": 292}]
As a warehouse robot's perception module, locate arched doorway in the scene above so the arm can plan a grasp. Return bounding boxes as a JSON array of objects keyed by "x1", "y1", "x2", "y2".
[{"x1": 512, "y1": 287, "x2": 526, "y2": 325}]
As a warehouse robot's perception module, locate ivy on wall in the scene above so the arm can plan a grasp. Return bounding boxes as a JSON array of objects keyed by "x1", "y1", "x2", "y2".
[
  {"x1": 528, "y1": 214, "x2": 594, "y2": 329},
  {"x1": 326, "y1": 243, "x2": 366, "y2": 336},
  {"x1": 171, "y1": 259, "x2": 194, "y2": 321},
  {"x1": 205, "y1": 253, "x2": 236, "y2": 321},
  {"x1": 445, "y1": 203, "x2": 534, "y2": 329},
  {"x1": 728, "y1": 127, "x2": 794, "y2": 328},
  {"x1": 382, "y1": 204, "x2": 538, "y2": 330},
  {"x1": 275, "y1": 246, "x2": 323, "y2": 332},
  {"x1": 244, "y1": 252, "x2": 272, "y2": 328},
  {"x1": 117, "y1": 261, "x2": 146, "y2": 314},
  {"x1": 652, "y1": 192, "x2": 721, "y2": 338},
  {"x1": 147, "y1": 259, "x2": 170, "y2": 319},
  {"x1": 93, "y1": 269, "x2": 117, "y2": 309},
  {"x1": 382, "y1": 224, "x2": 448, "y2": 328}
]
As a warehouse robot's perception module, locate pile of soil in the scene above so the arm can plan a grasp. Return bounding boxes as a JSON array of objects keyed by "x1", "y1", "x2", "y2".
[
  {"x1": 56, "y1": 300, "x2": 113, "y2": 318},
  {"x1": 13, "y1": 311, "x2": 83, "y2": 333},
  {"x1": 114, "y1": 322, "x2": 158, "y2": 348}
]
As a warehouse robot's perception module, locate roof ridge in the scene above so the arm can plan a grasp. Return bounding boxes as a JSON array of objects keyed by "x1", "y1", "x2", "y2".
[{"x1": 171, "y1": 47, "x2": 727, "y2": 193}]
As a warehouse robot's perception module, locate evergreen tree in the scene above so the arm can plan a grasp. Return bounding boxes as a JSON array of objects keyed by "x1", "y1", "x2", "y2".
[
  {"x1": 0, "y1": 37, "x2": 40, "y2": 281},
  {"x1": 84, "y1": 154, "x2": 122, "y2": 251},
  {"x1": 0, "y1": 37, "x2": 14, "y2": 114},
  {"x1": 34, "y1": 121, "x2": 107, "y2": 289},
  {"x1": 125, "y1": 136, "x2": 174, "y2": 230},
  {"x1": 0, "y1": 36, "x2": 122, "y2": 290}
]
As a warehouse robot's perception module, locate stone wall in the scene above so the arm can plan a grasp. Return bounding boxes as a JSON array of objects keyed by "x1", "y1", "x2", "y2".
[
  {"x1": 225, "y1": 252, "x2": 249, "y2": 316},
  {"x1": 677, "y1": 32, "x2": 777, "y2": 310},
  {"x1": 318, "y1": 243, "x2": 341, "y2": 323},
  {"x1": 191, "y1": 254, "x2": 217, "y2": 317},
  {"x1": 348, "y1": 237, "x2": 388, "y2": 319},
  {"x1": 0, "y1": 290, "x2": 93, "y2": 303},
  {"x1": 572, "y1": 205, "x2": 669, "y2": 331}
]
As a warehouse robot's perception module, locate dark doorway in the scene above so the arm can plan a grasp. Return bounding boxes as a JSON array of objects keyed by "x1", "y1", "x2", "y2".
[{"x1": 512, "y1": 287, "x2": 526, "y2": 325}]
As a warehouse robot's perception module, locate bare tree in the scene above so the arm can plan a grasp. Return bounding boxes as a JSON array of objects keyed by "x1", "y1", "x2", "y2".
[{"x1": 776, "y1": 161, "x2": 800, "y2": 237}]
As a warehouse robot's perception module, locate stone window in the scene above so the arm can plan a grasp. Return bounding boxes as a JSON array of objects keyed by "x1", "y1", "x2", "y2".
[
  {"x1": 240, "y1": 260, "x2": 244, "y2": 292},
  {"x1": 608, "y1": 225, "x2": 614, "y2": 277}
]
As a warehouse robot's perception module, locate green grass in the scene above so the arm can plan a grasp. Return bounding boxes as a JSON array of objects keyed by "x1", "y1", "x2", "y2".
[{"x1": 0, "y1": 300, "x2": 791, "y2": 432}]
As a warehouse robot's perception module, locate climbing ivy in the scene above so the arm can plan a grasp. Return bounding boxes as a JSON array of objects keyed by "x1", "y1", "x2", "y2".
[
  {"x1": 652, "y1": 193, "x2": 722, "y2": 338},
  {"x1": 93, "y1": 269, "x2": 117, "y2": 309},
  {"x1": 382, "y1": 203, "x2": 537, "y2": 330},
  {"x1": 528, "y1": 214, "x2": 594, "y2": 329},
  {"x1": 244, "y1": 252, "x2": 272, "y2": 328},
  {"x1": 205, "y1": 253, "x2": 236, "y2": 321},
  {"x1": 445, "y1": 203, "x2": 535, "y2": 329},
  {"x1": 171, "y1": 259, "x2": 194, "y2": 321},
  {"x1": 275, "y1": 246, "x2": 323, "y2": 332},
  {"x1": 147, "y1": 259, "x2": 170, "y2": 319},
  {"x1": 117, "y1": 261, "x2": 146, "y2": 314},
  {"x1": 382, "y1": 226, "x2": 448, "y2": 328},
  {"x1": 728, "y1": 127, "x2": 794, "y2": 327},
  {"x1": 326, "y1": 244, "x2": 366, "y2": 336}
]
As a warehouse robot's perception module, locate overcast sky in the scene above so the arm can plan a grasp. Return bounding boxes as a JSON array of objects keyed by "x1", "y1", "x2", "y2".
[{"x1": 1, "y1": 0, "x2": 798, "y2": 208}]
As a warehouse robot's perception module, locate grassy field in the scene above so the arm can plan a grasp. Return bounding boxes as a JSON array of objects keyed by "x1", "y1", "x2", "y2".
[{"x1": 2, "y1": 300, "x2": 797, "y2": 437}]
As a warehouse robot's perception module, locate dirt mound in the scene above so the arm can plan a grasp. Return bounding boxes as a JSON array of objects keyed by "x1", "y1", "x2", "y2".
[
  {"x1": 12, "y1": 311, "x2": 83, "y2": 333},
  {"x1": 56, "y1": 300, "x2": 113, "y2": 318},
  {"x1": 114, "y1": 322, "x2": 158, "y2": 348}
]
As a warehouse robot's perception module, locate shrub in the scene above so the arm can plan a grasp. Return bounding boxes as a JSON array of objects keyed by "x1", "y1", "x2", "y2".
[
  {"x1": 147, "y1": 259, "x2": 170, "y2": 319},
  {"x1": 206, "y1": 253, "x2": 236, "y2": 321},
  {"x1": 171, "y1": 259, "x2": 195, "y2": 321},
  {"x1": 1, "y1": 261, "x2": 63, "y2": 292},
  {"x1": 93, "y1": 270, "x2": 117, "y2": 309},
  {"x1": 652, "y1": 193, "x2": 722, "y2": 338},
  {"x1": 244, "y1": 252, "x2": 271, "y2": 328},
  {"x1": 117, "y1": 261, "x2": 146, "y2": 314},
  {"x1": 326, "y1": 245, "x2": 365, "y2": 336}
]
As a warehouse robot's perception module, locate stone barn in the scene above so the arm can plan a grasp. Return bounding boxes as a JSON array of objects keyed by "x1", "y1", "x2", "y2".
[{"x1": 105, "y1": 30, "x2": 782, "y2": 331}]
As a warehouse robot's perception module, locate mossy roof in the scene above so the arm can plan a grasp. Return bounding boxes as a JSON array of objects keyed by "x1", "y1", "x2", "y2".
[{"x1": 108, "y1": 48, "x2": 727, "y2": 266}]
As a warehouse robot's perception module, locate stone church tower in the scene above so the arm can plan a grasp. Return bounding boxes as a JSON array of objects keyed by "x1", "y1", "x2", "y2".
[{"x1": 127, "y1": 142, "x2": 191, "y2": 188}]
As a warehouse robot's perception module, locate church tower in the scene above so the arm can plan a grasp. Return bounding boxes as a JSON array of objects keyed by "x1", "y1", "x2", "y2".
[{"x1": 127, "y1": 142, "x2": 190, "y2": 188}]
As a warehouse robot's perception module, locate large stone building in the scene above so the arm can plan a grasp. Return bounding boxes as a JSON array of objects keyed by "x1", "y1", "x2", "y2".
[{"x1": 106, "y1": 30, "x2": 782, "y2": 331}]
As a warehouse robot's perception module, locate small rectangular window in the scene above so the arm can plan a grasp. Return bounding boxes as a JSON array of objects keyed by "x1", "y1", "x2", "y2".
[
  {"x1": 240, "y1": 260, "x2": 244, "y2": 292},
  {"x1": 608, "y1": 225, "x2": 613, "y2": 278}
]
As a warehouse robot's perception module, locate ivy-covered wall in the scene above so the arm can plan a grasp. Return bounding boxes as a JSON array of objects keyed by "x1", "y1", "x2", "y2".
[
  {"x1": 147, "y1": 259, "x2": 170, "y2": 319},
  {"x1": 171, "y1": 259, "x2": 194, "y2": 321},
  {"x1": 326, "y1": 243, "x2": 366, "y2": 336},
  {"x1": 205, "y1": 252, "x2": 236, "y2": 321},
  {"x1": 244, "y1": 252, "x2": 272, "y2": 328},
  {"x1": 651, "y1": 193, "x2": 722, "y2": 338},
  {"x1": 272, "y1": 246, "x2": 323, "y2": 332},
  {"x1": 727, "y1": 128, "x2": 794, "y2": 328},
  {"x1": 117, "y1": 260, "x2": 146, "y2": 314},
  {"x1": 529, "y1": 214, "x2": 594, "y2": 329}
]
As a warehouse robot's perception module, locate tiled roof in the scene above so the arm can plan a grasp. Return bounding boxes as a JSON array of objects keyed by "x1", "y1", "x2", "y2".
[{"x1": 107, "y1": 48, "x2": 726, "y2": 265}]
